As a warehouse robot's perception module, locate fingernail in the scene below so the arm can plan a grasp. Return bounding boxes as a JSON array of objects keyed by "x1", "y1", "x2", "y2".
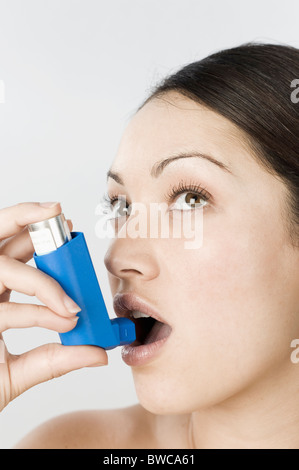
[
  {"x1": 39, "y1": 202, "x2": 60, "y2": 208},
  {"x1": 63, "y1": 296, "x2": 81, "y2": 314},
  {"x1": 71, "y1": 316, "x2": 80, "y2": 322}
]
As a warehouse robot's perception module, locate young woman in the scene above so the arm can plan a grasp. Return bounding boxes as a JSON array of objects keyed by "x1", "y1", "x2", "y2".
[{"x1": 1, "y1": 42, "x2": 299, "y2": 449}]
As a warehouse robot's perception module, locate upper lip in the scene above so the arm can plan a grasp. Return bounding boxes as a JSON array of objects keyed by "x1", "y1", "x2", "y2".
[{"x1": 113, "y1": 292, "x2": 169, "y2": 325}]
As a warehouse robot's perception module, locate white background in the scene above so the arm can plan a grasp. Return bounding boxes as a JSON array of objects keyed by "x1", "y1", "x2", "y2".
[{"x1": 0, "y1": 0, "x2": 298, "y2": 449}]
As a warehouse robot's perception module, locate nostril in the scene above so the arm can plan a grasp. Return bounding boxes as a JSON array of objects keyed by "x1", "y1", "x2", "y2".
[
  {"x1": 121, "y1": 268, "x2": 143, "y2": 275},
  {"x1": 104, "y1": 245, "x2": 159, "y2": 282}
]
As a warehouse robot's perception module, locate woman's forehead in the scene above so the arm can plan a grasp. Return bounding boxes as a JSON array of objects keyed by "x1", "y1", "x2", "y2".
[{"x1": 113, "y1": 93, "x2": 258, "y2": 178}]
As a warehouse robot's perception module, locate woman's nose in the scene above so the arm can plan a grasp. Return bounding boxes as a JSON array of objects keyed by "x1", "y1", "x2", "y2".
[{"x1": 104, "y1": 237, "x2": 160, "y2": 281}]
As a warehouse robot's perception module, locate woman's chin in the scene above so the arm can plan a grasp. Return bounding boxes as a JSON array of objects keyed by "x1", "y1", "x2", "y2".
[{"x1": 133, "y1": 380, "x2": 192, "y2": 415}]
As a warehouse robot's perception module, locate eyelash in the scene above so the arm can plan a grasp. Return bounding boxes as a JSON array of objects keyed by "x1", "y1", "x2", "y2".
[
  {"x1": 102, "y1": 193, "x2": 121, "y2": 206},
  {"x1": 164, "y1": 179, "x2": 211, "y2": 205},
  {"x1": 101, "y1": 179, "x2": 211, "y2": 212}
]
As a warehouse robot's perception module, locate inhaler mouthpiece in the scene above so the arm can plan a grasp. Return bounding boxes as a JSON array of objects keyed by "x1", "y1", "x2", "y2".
[{"x1": 27, "y1": 212, "x2": 136, "y2": 350}]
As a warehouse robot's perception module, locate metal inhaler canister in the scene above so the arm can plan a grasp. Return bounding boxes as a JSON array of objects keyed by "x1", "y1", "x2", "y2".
[{"x1": 27, "y1": 213, "x2": 136, "y2": 350}]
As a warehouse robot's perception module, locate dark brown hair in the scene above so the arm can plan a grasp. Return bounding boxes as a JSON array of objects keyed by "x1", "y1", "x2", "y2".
[{"x1": 139, "y1": 42, "x2": 299, "y2": 247}]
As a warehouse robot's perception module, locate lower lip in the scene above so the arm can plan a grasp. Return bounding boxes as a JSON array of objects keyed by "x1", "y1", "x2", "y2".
[{"x1": 121, "y1": 335, "x2": 170, "y2": 367}]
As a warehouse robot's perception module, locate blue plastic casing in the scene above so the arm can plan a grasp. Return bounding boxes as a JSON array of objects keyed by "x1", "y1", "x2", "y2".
[{"x1": 33, "y1": 231, "x2": 136, "y2": 350}]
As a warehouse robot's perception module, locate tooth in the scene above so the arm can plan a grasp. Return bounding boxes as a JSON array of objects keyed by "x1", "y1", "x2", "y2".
[{"x1": 132, "y1": 310, "x2": 150, "y2": 319}]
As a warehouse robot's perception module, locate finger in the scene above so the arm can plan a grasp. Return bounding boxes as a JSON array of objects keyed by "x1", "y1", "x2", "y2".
[
  {"x1": 9, "y1": 343, "x2": 108, "y2": 398},
  {"x1": 0, "y1": 256, "x2": 81, "y2": 317},
  {"x1": 0, "y1": 332, "x2": 7, "y2": 363},
  {"x1": 0, "y1": 202, "x2": 62, "y2": 241},
  {"x1": 0, "y1": 302, "x2": 79, "y2": 333},
  {"x1": 0, "y1": 229, "x2": 34, "y2": 263},
  {"x1": 0, "y1": 220, "x2": 73, "y2": 263}
]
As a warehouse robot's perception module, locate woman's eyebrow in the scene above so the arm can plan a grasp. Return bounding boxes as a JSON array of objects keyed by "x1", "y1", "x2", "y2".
[
  {"x1": 107, "y1": 151, "x2": 233, "y2": 185},
  {"x1": 106, "y1": 170, "x2": 124, "y2": 185},
  {"x1": 151, "y1": 152, "x2": 233, "y2": 177}
]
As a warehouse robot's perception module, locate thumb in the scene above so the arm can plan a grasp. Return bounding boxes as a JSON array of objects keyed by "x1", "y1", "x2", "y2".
[{"x1": 9, "y1": 343, "x2": 108, "y2": 398}]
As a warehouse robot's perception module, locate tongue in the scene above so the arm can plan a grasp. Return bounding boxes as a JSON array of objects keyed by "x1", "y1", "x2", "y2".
[{"x1": 143, "y1": 321, "x2": 172, "y2": 345}]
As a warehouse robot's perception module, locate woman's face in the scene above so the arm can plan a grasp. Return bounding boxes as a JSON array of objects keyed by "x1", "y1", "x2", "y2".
[{"x1": 104, "y1": 91, "x2": 299, "y2": 414}]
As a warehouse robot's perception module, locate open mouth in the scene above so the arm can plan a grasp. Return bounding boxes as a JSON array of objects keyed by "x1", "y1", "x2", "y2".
[
  {"x1": 113, "y1": 293, "x2": 172, "y2": 365},
  {"x1": 129, "y1": 310, "x2": 172, "y2": 347},
  {"x1": 113, "y1": 293, "x2": 172, "y2": 348}
]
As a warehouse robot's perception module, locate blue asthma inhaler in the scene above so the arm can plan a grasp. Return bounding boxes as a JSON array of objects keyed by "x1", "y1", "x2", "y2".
[{"x1": 27, "y1": 213, "x2": 136, "y2": 350}]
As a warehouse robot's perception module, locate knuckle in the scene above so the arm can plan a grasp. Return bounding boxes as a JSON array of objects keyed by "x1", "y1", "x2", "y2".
[
  {"x1": 15, "y1": 202, "x2": 27, "y2": 210},
  {"x1": 0, "y1": 302, "x2": 10, "y2": 331},
  {"x1": 34, "y1": 304, "x2": 55, "y2": 328},
  {"x1": 44, "y1": 343, "x2": 63, "y2": 379},
  {"x1": 35, "y1": 303, "x2": 45, "y2": 316},
  {"x1": 38, "y1": 270, "x2": 58, "y2": 290},
  {"x1": 0, "y1": 255, "x2": 10, "y2": 291},
  {"x1": 32, "y1": 304, "x2": 44, "y2": 327},
  {"x1": 0, "y1": 301, "x2": 10, "y2": 313},
  {"x1": 42, "y1": 276, "x2": 66, "y2": 301},
  {"x1": 31, "y1": 271, "x2": 58, "y2": 300}
]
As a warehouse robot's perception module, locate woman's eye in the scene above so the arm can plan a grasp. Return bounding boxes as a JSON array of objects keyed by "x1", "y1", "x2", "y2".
[
  {"x1": 101, "y1": 187, "x2": 209, "y2": 219},
  {"x1": 109, "y1": 198, "x2": 131, "y2": 218},
  {"x1": 169, "y1": 192, "x2": 208, "y2": 211}
]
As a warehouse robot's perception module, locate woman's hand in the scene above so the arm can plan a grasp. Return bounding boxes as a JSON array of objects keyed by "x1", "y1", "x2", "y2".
[{"x1": 0, "y1": 202, "x2": 108, "y2": 412}]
